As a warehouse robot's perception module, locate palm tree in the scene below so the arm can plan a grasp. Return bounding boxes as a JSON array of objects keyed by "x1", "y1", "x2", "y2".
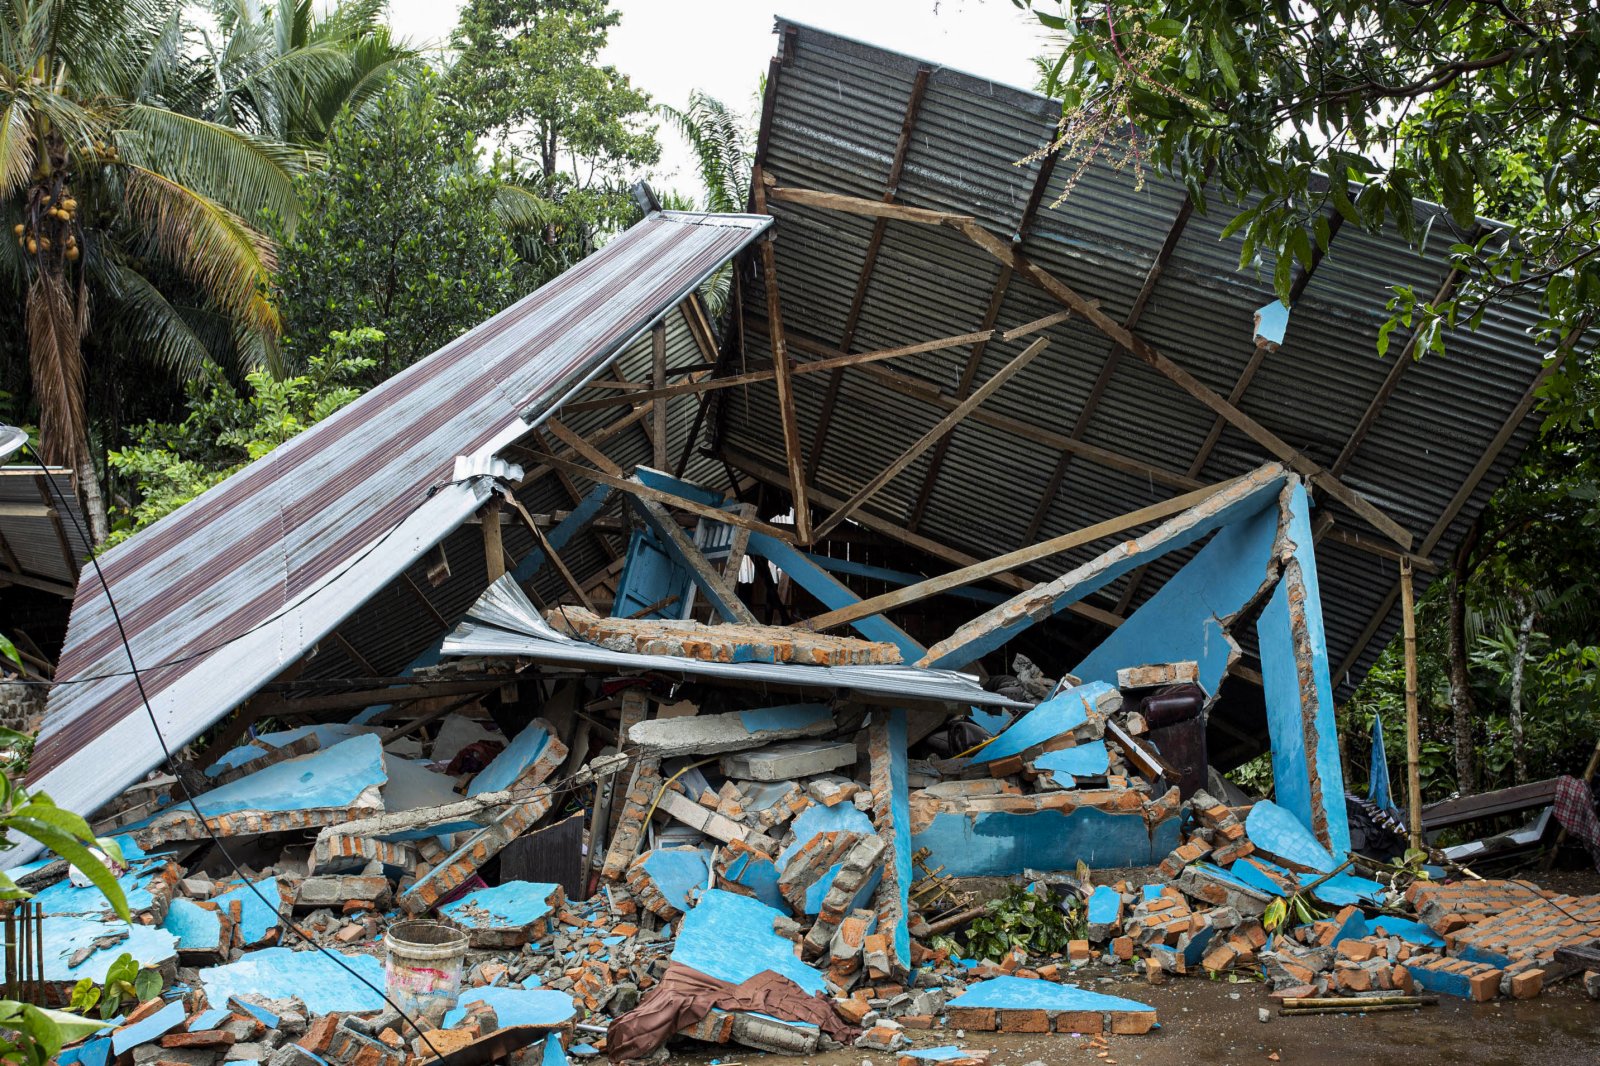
[
  {"x1": 0, "y1": 0, "x2": 317, "y2": 542},
  {"x1": 191, "y1": 0, "x2": 416, "y2": 150},
  {"x1": 659, "y1": 89, "x2": 753, "y2": 316}
]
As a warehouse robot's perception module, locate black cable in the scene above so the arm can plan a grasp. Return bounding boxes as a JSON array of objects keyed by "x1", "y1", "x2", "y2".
[{"x1": 28, "y1": 446, "x2": 444, "y2": 1057}]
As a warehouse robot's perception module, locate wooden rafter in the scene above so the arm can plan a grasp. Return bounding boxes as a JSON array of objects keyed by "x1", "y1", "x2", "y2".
[
  {"x1": 808, "y1": 66, "x2": 932, "y2": 480},
  {"x1": 753, "y1": 169, "x2": 813, "y2": 544},
  {"x1": 810, "y1": 337, "x2": 1050, "y2": 541},
  {"x1": 799, "y1": 472, "x2": 1241, "y2": 634},
  {"x1": 540, "y1": 453, "x2": 798, "y2": 544},
  {"x1": 651, "y1": 322, "x2": 668, "y2": 470}
]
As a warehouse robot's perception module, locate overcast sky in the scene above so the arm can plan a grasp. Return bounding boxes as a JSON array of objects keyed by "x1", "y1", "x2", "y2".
[{"x1": 384, "y1": 0, "x2": 1049, "y2": 196}]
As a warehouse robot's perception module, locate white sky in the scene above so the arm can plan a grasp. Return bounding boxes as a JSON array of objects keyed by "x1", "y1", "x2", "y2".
[{"x1": 384, "y1": 0, "x2": 1049, "y2": 196}]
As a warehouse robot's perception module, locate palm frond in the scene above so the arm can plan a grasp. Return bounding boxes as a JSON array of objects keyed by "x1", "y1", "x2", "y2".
[
  {"x1": 95, "y1": 258, "x2": 218, "y2": 380},
  {"x1": 492, "y1": 182, "x2": 555, "y2": 230},
  {"x1": 0, "y1": 93, "x2": 35, "y2": 202},
  {"x1": 119, "y1": 105, "x2": 308, "y2": 224},
  {"x1": 121, "y1": 164, "x2": 278, "y2": 333},
  {"x1": 659, "y1": 91, "x2": 752, "y2": 214}
]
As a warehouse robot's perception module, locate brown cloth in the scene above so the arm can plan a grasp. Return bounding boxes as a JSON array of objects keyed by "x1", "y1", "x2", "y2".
[{"x1": 606, "y1": 961, "x2": 858, "y2": 1061}]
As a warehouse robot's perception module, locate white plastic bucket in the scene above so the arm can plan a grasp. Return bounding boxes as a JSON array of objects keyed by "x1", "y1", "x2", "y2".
[{"x1": 383, "y1": 920, "x2": 469, "y2": 1024}]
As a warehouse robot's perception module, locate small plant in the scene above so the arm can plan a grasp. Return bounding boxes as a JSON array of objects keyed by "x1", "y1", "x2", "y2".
[
  {"x1": 68, "y1": 954, "x2": 163, "y2": 1020},
  {"x1": 961, "y1": 884, "x2": 1084, "y2": 962}
]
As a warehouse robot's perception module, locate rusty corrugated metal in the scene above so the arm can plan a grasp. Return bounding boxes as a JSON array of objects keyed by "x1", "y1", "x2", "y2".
[
  {"x1": 717, "y1": 21, "x2": 1550, "y2": 696},
  {"x1": 25, "y1": 211, "x2": 768, "y2": 834}
]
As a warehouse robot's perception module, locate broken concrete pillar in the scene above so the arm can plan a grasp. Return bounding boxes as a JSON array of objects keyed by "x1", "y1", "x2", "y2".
[
  {"x1": 868, "y1": 708, "x2": 911, "y2": 979},
  {"x1": 599, "y1": 758, "x2": 661, "y2": 882}
]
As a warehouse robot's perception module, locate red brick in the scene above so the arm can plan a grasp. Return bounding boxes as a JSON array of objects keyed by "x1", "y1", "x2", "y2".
[
  {"x1": 1054, "y1": 1011, "x2": 1103, "y2": 1034},
  {"x1": 1110, "y1": 1010, "x2": 1158, "y2": 1035},
  {"x1": 1509, "y1": 968, "x2": 1544, "y2": 999},
  {"x1": 996, "y1": 1009, "x2": 1050, "y2": 1033},
  {"x1": 945, "y1": 1007, "x2": 997, "y2": 1031}
]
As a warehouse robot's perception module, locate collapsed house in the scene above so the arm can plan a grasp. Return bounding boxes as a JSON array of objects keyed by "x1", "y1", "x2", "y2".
[{"x1": 7, "y1": 19, "x2": 1599, "y2": 1066}]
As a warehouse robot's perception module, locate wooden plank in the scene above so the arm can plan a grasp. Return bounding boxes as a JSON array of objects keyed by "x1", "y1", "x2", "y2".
[
  {"x1": 0, "y1": 569, "x2": 76, "y2": 597},
  {"x1": 810, "y1": 336, "x2": 1051, "y2": 541},
  {"x1": 34, "y1": 474, "x2": 78, "y2": 579},
  {"x1": 1001, "y1": 310, "x2": 1074, "y2": 341},
  {"x1": 482, "y1": 497, "x2": 506, "y2": 582},
  {"x1": 504, "y1": 496, "x2": 597, "y2": 613},
  {"x1": 540, "y1": 453, "x2": 799, "y2": 544},
  {"x1": 627, "y1": 493, "x2": 758, "y2": 625},
  {"x1": 402, "y1": 573, "x2": 452, "y2": 630},
  {"x1": 757, "y1": 235, "x2": 812, "y2": 544},
  {"x1": 953, "y1": 217, "x2": 1417, "y2": 551},
  {"x1": 722, "y1": 502, "x2": 756, "y2": 580},
  {"x1": 766, "y1": 182, "x2": 974, "y2": 227},
  {"x1": 559, "y1": 329, "x2": 1000, "y2": 413},
  {"x1": 1420, "y1": 777, "x2": 1559, "y2": 831},
  {"x1": 651, "y1": 322, "x2": 668, "y2": 470},
  {"x1": 799, "y1": 471, "x2": 1238, "y2": 633}
]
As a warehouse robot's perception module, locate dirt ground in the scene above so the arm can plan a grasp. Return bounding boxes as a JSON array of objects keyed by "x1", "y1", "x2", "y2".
[{"x1": 667, "y1": 978, "x2": 1600, "y2": 1066}]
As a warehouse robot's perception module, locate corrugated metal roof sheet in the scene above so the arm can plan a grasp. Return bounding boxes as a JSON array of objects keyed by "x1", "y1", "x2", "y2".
[
  {"x1": 0, "y1": 466, "x2": 89, "y2": 593},
  {"x1": 716, "y1": 21, "x2": 1552, "y2": 696},
  {"x1": 28, "y1": 211, "x2": 769, "y2": 828}
]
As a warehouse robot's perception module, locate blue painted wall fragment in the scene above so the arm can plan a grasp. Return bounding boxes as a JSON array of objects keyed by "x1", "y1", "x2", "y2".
[
  {"x1": 469, "y1": 722, "x2": 552, "y2": 796},
  {"x1": 1034, "y1": 741, "x2": 1109, "y2": 780},
  {"x1": 972, "y1": 683, "x2": 1110, "y2": 764},
  {"x1": 162, "y1": 898, "x2": 224, "y2": 952},
  {"x1": 442, "y1": 987, "x2": 576, "y2": 1029},
  {"x1": 210, "y1": 878, "x2": 282, "y2": 948},
  {"x1": 612, "y1": 523, "x2": 694, "y2": 621},
  {"x1": 911, "y1": 805, "x2": 1180, "y2": 876},
  {"x1": 718, "y1": 851, "x2": 788, "y2": 913},
  {"x1": 886, "y1": 707, "x2": 912, "y2": 972},
  {"x1": 1086, "y1": 885, "x2": 1121, "y2": 927},
  {"x1": 671, "y1": 889, "x2": 826, "y2": 994},
  {"x1": 179, "y1": 735, "x2": 386, "y2": 818},
  {"x1": 1253, "y1": 301, "x2": 1290, "y2": 348},
  {"x1": 637, "y1": 849, "x2": 711, "y2": 913},
  {"x1": 739, "y1": 703, "x2": 832, "y2": 734},
  {"x1": 33, "y1": 859, "x2": 166, "y2": 918},
  {"x1": 1072, "y1": 496, "x2": 1281, "y2": 695},
  {"x1": 198, "y1": 947, "x2": 387, "y2": 1014},
  {"x1": 41, "y1": 917, "x2": 178, "y2": 983},
  {"x1": 1366, "y1": 915, "x2": 1443, "y2": 947},
  {"x1": 1244, "y1": 801, "x2": 1336, "y2": 872},
  {"x1": 778, "y1": 801, "x2": 876, "y2": 915},
  {"x1": 111, "y1": 999, "x2": 187, "y2": 1054},
  {"x1": 945, "y1": 975, "x2": 1153, "y2": 1013},
  {"x1": 438, "y1": 881, "x2": 563, "y2": 938},
  {"x1": 1256, "y1": 482, "x2": 1351, "y2": 854}
]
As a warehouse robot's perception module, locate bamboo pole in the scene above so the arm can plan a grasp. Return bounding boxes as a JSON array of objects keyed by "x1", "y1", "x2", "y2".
[{"x1": 1400, "y1": 558, "x2": 1423, "y2": 849}]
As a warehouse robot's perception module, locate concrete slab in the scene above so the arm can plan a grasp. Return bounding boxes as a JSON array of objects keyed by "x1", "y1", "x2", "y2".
[
  {"x1": 469, "y1": 719, "x2": 565, "y2": 796},
  {"x1": 671, "y1": 889, "x2": 826, "y2": 994},
  {"x1": 946, "y1": 974, "x2": 1154, "y2": 1012},
  {"x1": 32, "y1": 858, "x2": 170, "y2": 920},
  {"x1": 1033, "y1": 741, "x2": 1109, "y2": 782},
  {"x1": 438, "y1": 880, "x2": 565, "y2": 947},
  {"x1": 442, "y1": 988, "x2": 576, "y2": 1029},
  {"x1": 1244, "y1": 801, "x2": 1337, "y2": 872},
  {"x1": 111, "y1": 999, "x2": 187, "y2": 1053},
  {"x1": 198, "y1": 947, "x2": 387, "y2": 1015},
  {"x1": 629, "y1": 703, "x2": 834, "y2": 757},
  {"x1": 162, "y1": 898, "x2": 225, "y2": 955},
  {"x1": 210, "y1": 878, "x2": 283, "y2": 948},
  {"x1": 911, "y1": 804, "x2": 1181, "y2": 876},
  {"x1": 626, "y1": 849, "x2": 710, "y2": 918},
  {"x1": 972, "y1": 683, "x2": 1115, "y2": 764},
  {"x1": 137, "y1": 735, "x2": 387, "y2": 844},
  {"x1": 41, "y1": 917, "x2": 178, "y2": 984},
  {"x1": 719, "y1": 739, "x2": 857, "y2": 781}
]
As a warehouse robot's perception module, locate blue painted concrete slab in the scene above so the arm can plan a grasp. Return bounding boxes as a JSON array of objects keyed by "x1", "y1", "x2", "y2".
[
  {"x1": 901, "y1": 1049, "x2": 972, "y2": 1062},
  {"x1": 228, "y1": 997, "x2": 279, "y2": 1029},
  {"x1": 42, "y1": 917, "x2": 178, "y2": 983},
  {"x1": 973, "y1": 683, "x2": 1111, "y2": 764},
  {"x1": 111, "y1": 999, "x2": 187, "y2": 1053},
  {"x1": 183, "y1": 735, "x2": 386, "y2": 817},
  {"x1": 206, "y1": 725, "x2": 373, "y2": 776},
  {"x1": 1245, "y1": 801, "x2": 1337, "y2": 872},
  {"x1": 1366, "y1": 915, "x2": 1444, "y2": 947},
  {"x1": 469, "y1": 723, "x2": 552, "y2": 796},
  {"x1": 210, "y1": 878, "x2": 283, "y2": 948},
  {"x1": 198, "y1": 947, "x2": 387, "y2": 1014},
  {"x1": 885, "y1": 707, "x2": 912, "y2": 972},
  {"x1": 189, "y1": 1008, "x2": 230, "y2": 1031},
  {"x1": 1180, "y1": 925, "x2": 1216, "y2": 968},
  {"x1": 1302, "y1": 870, "x2": 1384, "y2": 908},
  {"x1": 946, "y1": 975, "x2": 1153, "y2": 1013},
  {"x1": 1369, "y1": 715, "x2": 1394, "y2": 811},
  {"x1": 1074, "y1": 495, "x2": 1280, "y2": 695},
  {"x1": 33, "y1": 860, "x2": 166, "y2": 918},
  {"x1": 1086, "y1": 885, "x2": 1121, "y2": 926},
  {"x1": 738, "y1": 703, "x2": 832, "y2": 734},
  {"x1": 1405, "y1": 961, "x2": 1481, "y2": 999},
  {"x1": 911, "y1": 805, "x2": 1180, "y2": 876},
  {"x1": 718, "y1": 851, "x2": 787, "y2": 913},
  {"x1": 438, "y1": 881, "x2": 563, "y2": 938},
  {"x1": 636, "y1": 850, "x2": 710, "y2": 914},
  {"x1": 59, "y1": 1034, "x2": 112, "y2": 1066},
  {"x1": 162, "y1": 898, "x2": 224, "y2": 952},
  {"x1": 541, "y1": 1035, "x2": 569, "y2": 1066},
  {"x1": 442, "y1": 987, "x2": 576, "y2": 1029},
  {"x1": 1034, "y1": 741, "x2": 1109, "y2": 780},
  {"x1": 1225, "y1": 859, "x2": 1289, "y2": 898},
  {"x1": 671, "y1": 890, "x2": 826, "y2": 994}
]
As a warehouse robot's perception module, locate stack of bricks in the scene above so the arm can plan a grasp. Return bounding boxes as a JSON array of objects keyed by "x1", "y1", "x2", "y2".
[
  {"x1": 802, "y1": 836, "x2": 887, "y2": 962},
  {"x1": 777, "y1": 830, "x2": 866, "y2": 913},
  {"x1": 599, "y1": 759, "x2": 663, "y2": 881},
  {"x1": 1189, "y1": 789, "x2": 1256, "y2": 866},
  {"x1": 546, "y1": 606, "x2": 904, "y2": 665},
  {"x1": 1411, "y1": 880, "x2": 1600, "y2": 986},
  {"x1": 1124, "y1": 887, "x2": 1195, "y2": 950},
  {"x1": 1329, "y1": 938, "x2": 1418, "y2": 995},
  {"x1": 1404, "y1": 955, "x2": 1504, "y2": 1002},
  {"x1": 1158, "y1": 837, "x2": 1212, "y2": 879},
  {"x1": 1199, "y1": 919, "x2": 1269, "y2": 975},
  {"x1": 399, "y1": 786, "x2": 553, "y2": 914}
]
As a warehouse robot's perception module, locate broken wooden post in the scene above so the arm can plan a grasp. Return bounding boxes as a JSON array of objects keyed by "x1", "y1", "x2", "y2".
[
  {"x1": 651, "y1": 321, "x2": 668, "y2": 470},
  {"x1": 1400, "y1": 557, "x2": 1423, "y2": 850}
]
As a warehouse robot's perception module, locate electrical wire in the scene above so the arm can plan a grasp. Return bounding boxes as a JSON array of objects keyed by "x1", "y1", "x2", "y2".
[{"x1": 28, "y1": 446, "x2": 445, "y2": 1057}]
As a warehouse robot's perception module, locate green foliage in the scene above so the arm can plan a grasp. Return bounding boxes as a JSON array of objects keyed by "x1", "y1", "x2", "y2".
[
  {"x1": 68, "y1": 953, "x2": 163, "y2": 1020},
  {"x1": 0, "y1": 1002, "x2": 107, "y2": 1066},
  {"x1": 274, "y1": 71, "x2": 525, "y2": 378},
  {"x1": 961, "y1": 884, "x2": 1083, "y2": 962},
  {"x1": 1019, "y1": 2, "x2": 1599, "y2": 386},
  {"x1": 445, "y1": 0, "x2": 659, "y2": 275},
  {"x1": 660, "y1": 90, "x2": 755, "y2": 315},
  {"x1": 105, "y1": 329, "x2": 380, "y2": 544}
]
